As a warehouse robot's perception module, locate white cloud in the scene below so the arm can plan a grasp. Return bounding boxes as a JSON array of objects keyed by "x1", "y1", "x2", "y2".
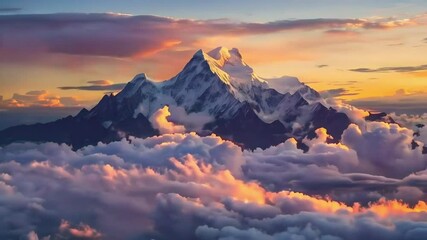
[
  {"x1": 149, "y1": 106, "x2": 186, "y2": 134},
  {"x1": 0, "y1": 120, "x2": 426, "y2": 239}
]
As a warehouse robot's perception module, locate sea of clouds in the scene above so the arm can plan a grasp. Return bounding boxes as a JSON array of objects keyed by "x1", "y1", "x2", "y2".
[{"x1": 1, "y1": 108, "x2": 427, "y2": 239}]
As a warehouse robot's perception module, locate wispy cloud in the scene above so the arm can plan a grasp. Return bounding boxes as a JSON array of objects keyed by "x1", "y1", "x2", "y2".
[
  {"x1": 387, "y1": 42, "x2": 404, "y2": 46},
  {"x1": 0, "y1": 7, "x2": 21, "y2": 13},
  {"x1": 320, "y1": 88, "x2": 359, "y2": 98},
  {"x1": 58, "y1": 80, "x2": 126, "y2": 91},
  {"x1": 349, "y1": 64, "x2": 427, "y2": 73},
  {"x1": 317, "y1": 64, "x2": 329, "y2": 68}
]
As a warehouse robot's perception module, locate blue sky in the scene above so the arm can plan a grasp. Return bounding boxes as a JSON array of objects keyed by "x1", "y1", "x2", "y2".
[{"x1": 1, "y1": 0, "x2": 427, "y2": 21}]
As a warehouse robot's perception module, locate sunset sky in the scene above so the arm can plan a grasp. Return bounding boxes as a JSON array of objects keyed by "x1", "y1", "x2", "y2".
[
  {"x1": 0, "y1": 0, "x2": 427, "y2": 128},
  {"x1": 2, "y1": 2, "x2": 427, "y2": 239}
]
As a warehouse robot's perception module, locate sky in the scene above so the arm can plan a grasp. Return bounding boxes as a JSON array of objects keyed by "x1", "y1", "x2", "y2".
[
  {"x1": 2, "y1": 2, "x2": 427, "y2": 239},
  {"x1": 0, "y1": 0, "x2": 427, "y2": 129}
]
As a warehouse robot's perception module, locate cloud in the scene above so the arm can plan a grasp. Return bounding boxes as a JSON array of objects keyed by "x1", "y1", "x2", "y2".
[
  {"x1": 387, "y1": 42, "x2": 404, "y2": 47},
  {"x1": 320, "y1": 88, "x2": 359, "y2": 98},
  {"x1": 325, "y1": 98, "x2": 369, "y2": 126},
  {"x1": 389, "y1": 113, "x2": 427, "y2": 129},
  {"x1": 26, "y1": 231, "x2": 40, "y2": 240},
  {"x1": 0, "y1": 14, "x2": 182, "y2": 59},
  {"x1": 324, "y1": 29, "x2": 361, "y2": 36},
  {"x1": 87, "y1": 80, "x2": 113, "y2": 85},
  {"x1": 0, "y1": 13, "x2": 423, "y2": 60},
  {"x1": 349, "y1": 90, "x2": 427, "y2": 115},
  {"x1": 0, "y1": 7, "x2": 21, "y2": 12},
  {"x1": 59, "y1": 220, "x2": 102, "y2": 239},
  {"x1": 341, "y1": 123, "x2": 425, "y2": 178},
  {"x1": 167, "y1": 106, "x2": 214, "y2": 133},
  {"x1": 390, "y1": 112, "x2": 427, "y2": 145},
  {"x1": 244, "y1": 121, "x2": 427, "y2": 205},
  {"x1": 349, "y1": 64, "x2": 427, "y2": 73},
  {"x1": 58, "y1": 80, "x2": 126, "y2": 91},
  {"x1": 0, "y1": 90, "x2": 82, "y2": 108},
  {"x1": 0, "y1": 126, "x2": 426, "y2": 239},
  {"x1": 317, "y1": 64, "x2": 329, "y2": 68},
  {"x1": 149, "y1": 106, "x2": 186, "y2": 134}
]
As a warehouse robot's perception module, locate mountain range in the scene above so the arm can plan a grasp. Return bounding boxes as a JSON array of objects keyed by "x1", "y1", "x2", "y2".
[{"x1": 0, "y1": 47, "x2": 352, "y2": 149}]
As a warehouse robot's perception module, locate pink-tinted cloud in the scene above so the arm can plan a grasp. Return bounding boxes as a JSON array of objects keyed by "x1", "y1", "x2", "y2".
[
  {"x1": 0, "y1": 13, "x2": 424, "y2": 61},
  {"x1": 0, "y1": 117, "x2": 426, "y2": 239},
  {"x1": 59, "y1": 220, "x2": 102, "y2": 239}
]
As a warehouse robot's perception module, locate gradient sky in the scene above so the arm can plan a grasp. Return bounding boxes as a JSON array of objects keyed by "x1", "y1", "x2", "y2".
[{"x1": 0, "y1": 0, "x2": 427, "y2": 129}]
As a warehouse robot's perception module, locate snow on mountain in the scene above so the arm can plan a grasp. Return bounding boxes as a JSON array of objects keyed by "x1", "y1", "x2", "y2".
[
  {"x1": 111, "y1": 47, "x2": 324, "y2": 125},
  {"x1": 0, "y1": 47, "x2": 351, "y2": 149},
  {"x1": 82, "y1": 46, "x2": 350, "y2": 143}
]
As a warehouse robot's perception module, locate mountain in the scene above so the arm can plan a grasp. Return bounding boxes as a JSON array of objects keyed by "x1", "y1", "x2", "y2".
[{"x1": 0, "y1": 47, "x2": 351, "y2": 150}]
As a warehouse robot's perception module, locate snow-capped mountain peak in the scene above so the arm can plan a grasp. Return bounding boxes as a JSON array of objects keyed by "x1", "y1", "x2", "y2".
[
  {"x1": 0, "y1": 46, "x2": 351, "y2": 150},
  {"x1": 207, "y1": 46, "x2": 243, "y2": 66},
  {"x1": 188, "y1": 47, "x2": 266, "y2": 88},
  {"x1": 115, "y1": 47, "x2": 323, "y2": 122},
  {"x1": 206, "y1": 47, "x2": 266, "y2": 86}
]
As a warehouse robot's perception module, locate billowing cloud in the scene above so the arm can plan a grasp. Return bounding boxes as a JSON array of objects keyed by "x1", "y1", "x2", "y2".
[
  {"x1": 0, "y1": 116, "x2": 427, "y2": 239},
  {"x1": 168, "y1": 106, "x2": 214, "y2": 132},
  {"x1": 134, "y1": 105, "x2": 213, "y2": 133},
  {"x1": 390, "y1": 112, "x2": 427, "y2": 145},
  {"x1": 244, "y1": 124, "x2": 426, "y2": 204},
  {"x1": 325, "y1": 98, "x2": 369, "y2": 126},
  {"x1": 149, "y1": 106, "x2": 186, "y2": 134},
  {"x1": 0, "y1": 90, "x2": 81, "y2": 108}
]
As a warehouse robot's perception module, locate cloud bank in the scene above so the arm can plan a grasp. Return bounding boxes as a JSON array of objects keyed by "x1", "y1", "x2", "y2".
[{"x1": 0, "y1": 118, "x2": 427, "y2": 239}]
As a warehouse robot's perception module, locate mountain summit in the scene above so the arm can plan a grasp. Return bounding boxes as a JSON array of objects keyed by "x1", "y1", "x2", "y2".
[{"x1": 0, "y1": 47, "x2": 350, "y2": 149}]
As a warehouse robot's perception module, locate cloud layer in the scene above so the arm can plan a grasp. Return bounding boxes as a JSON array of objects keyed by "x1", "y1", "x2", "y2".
[
  {"x1": 349, "y1": 90, "x2": 427, "y2": 115},
  {"x1": 0, "y1": 118, "x2": 426, "y2": 239},
  {"x1": 0, "y1": 13, "x2": 423, "y2": 60}
]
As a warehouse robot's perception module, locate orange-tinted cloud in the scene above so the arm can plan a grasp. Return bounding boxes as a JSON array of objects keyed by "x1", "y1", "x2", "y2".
[
  {"x1": 149, "y1": 106, "x2": 186, "y2": 134},
  {"x1": 59, "y1": 220, "x2": 102, "y2": 239},
  {"x1": 0, "y1": 90, "x2": 81, "y2": 108}
]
